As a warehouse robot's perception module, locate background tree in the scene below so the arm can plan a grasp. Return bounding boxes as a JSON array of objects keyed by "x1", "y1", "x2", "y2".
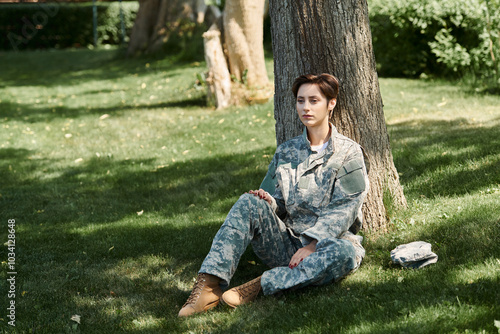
[
  {"x1": 127, "y1": 0, "x2": 270, "y2": 107},
  {"x1": 203, "y1": 24, "x2": 232, "y2": 108},
  {"x1": 223, "y1": 0, "x2": 268, "y2": 88},
  {"x1": 127, "y1": 0, "x2": 207, "y2": 56},
  {"x1": 204, "y1": 0, "x2": 271, "y2": 108},
  {"x1": 269, "y1": 0, "x2": 407, "y2": 231}
]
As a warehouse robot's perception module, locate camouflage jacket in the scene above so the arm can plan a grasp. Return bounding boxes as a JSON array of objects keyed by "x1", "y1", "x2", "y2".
[{"x1": 260, "y1": 124, "x2": 369, "y2": 245}]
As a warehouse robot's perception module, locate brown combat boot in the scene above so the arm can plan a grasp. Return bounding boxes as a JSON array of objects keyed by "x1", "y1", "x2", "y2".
[
  {"x1": 178, "y1": 273, "x2": 222, "y2": 317},
  {"x1": 221, "y1": 276, "x2": 262, "y2": 308}
]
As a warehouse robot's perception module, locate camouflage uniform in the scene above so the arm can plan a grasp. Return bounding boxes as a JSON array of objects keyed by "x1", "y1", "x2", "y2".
[{"x1": 199, "y1": 124, "x2": 369, "y2": 295}]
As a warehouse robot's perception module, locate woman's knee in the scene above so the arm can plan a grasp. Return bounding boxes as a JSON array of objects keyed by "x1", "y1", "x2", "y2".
[
  {"x1": 240, "y1": 192, "x2": 264, "y2": 204},
  {"x1": 223, "y1": 193, "x2": 259, "y2": 230},
  {"x1": 229, "y1": 193, "x2": 254, "y2": 214},
  {"x1": 234, "y1": 193, "x2": 268, "y2": 211}
]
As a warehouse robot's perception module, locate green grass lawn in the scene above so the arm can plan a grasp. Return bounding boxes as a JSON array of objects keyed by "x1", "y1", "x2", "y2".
[{"x1": 0, "y1": 47, "x2": 499, "y2": 333}]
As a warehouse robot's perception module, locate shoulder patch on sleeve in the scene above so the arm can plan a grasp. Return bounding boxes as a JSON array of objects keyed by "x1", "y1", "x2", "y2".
[
  {"x1": 337, "y1": 159, "x2": 363, "y2": 178},
  {"x1": 337, "y1": 160, "x2": 366, "y2": 194}
]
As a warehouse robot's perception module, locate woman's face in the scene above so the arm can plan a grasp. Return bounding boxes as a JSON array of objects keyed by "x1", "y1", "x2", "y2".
[{"x1": 296, "y1": 83, "x2": 336, "y2": 129}]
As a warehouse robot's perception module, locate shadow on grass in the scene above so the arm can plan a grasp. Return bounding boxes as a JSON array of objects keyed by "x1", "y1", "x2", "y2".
[
  {"x1": 0, "y1": 47, "x2": 207, "y2": 124},
  {"x1": 389, "y1": 119, "x2": 500, "y2": 198},
  {"x1": 212, "y1": 204, "x2": 499, "y2": 333},
  {"x1": 0, "y1": 146, "x2": 275, "y2": 227},
  {"x1": 0, "y1": 92, "x2": 207, "y2": 124},
  {"x1": 415, "y1": 204, "x2": 500, "y2": 268},
  {"x1": 1, "y1": 112, "x2": 499, "y2": 332},
  {"x1": 0, "y1": 146, "x2": 275, "y2": 331},
  {"x1": 0, "y1": 48, "x2": 198, "y2": 88},
  {"x1": 239, "y1": 272, "x2": 498, "y2": 334},
  {"x1": 1, "y1": 139, "x2": 498, "y2": 332}
]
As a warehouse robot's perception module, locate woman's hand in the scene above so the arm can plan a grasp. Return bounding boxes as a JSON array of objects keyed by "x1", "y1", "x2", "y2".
[
  {"x1": 248, "y1": 189, "x2": 273, "y2": 205},
  {"x1": 289, "y1": 239, "x2": 318, "y2": 269}
]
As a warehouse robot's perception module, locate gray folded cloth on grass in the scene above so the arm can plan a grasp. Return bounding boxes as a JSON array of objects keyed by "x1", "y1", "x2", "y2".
[{"x1": 390, "y1": 241, "x2": 438, "y2": 269}]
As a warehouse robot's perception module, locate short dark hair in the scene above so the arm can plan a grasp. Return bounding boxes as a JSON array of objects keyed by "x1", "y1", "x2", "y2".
[{"x1": 292, "y1": 73, "x2": 340, "y2": 101}]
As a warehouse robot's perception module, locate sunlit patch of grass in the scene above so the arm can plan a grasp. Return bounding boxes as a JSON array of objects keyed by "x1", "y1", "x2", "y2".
[{"x1": 448, "y1": 257, "x2": 500, "y2": 285}]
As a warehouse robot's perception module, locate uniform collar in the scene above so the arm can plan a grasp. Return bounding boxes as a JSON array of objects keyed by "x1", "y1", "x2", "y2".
[{"x1": 302, "y1": 123, "x2": 337, "y2": 155}]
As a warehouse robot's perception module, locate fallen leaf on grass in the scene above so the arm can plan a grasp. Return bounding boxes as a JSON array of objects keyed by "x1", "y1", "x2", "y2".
[
  {"x1": 99, "y1": 114, "x2": 110, "y2": 120},
  {"x1": 70, "y1": 314, "x2": 81, "y2": 324}
]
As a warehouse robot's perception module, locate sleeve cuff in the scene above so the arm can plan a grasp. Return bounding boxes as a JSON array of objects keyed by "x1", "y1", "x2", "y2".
[
  {"x1": 300, "y1": 231, "x2": 320, "y2": 246},
  {"x1": 269, "y1": 195, "x2": 278, "y2": 213}
]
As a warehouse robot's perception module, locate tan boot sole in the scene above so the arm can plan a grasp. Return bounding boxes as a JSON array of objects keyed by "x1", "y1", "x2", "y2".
[{"x1": 203, "y1": 299, "x2": 220, "y2": 311}]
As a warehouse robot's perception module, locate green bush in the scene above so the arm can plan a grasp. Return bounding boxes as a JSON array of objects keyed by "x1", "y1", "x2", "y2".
[
  {"x1": 369, "y1": 0, "x2": 499, "y2": 88},
  {"x1": 95, "y1": 1, "x2": 139, "y2": 45},
  {"x1": 0, "y1": 1, "x2": 138, "y2": 51}
]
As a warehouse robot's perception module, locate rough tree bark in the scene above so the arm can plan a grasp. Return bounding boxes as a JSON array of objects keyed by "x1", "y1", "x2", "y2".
[{"x1": 269, "y1": 0, "x2": 407, "y2": 232}]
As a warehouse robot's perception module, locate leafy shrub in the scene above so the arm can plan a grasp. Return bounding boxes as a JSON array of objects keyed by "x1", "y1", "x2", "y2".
[
  {"x1": 369, "y1": 0, "x2": 499, "y2": 89},
  {"x1": 96, "y1": 1, "x2": 139, "y2": 45},
  {"x1": 0, "y1": 1, "x2": 139, "y2": 51}
]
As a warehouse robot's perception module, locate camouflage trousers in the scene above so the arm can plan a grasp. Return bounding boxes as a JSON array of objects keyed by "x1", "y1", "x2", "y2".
[{"x1": 199, "y1": 193, "x2": 358, "y2": 295}]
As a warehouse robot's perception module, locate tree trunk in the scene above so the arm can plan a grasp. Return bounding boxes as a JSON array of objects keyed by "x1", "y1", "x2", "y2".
[
  {"x1": 203, "y1": 23, "x2": 232, "y2": 109},
  {"x1": 127, "y1": 0, "x2": 160, "y2": 56},
  {"x1": 269, "y1": 0, "x2": 407, "y2": 232},
  {"x1": 195, "y1": 0, "x2": 207, "y2": 24},
  {"x1": 223, "y1": 0, "x2": 269, "y2": 88},
  {"x1": 127, "y1": 0, "x2": 204, "y2": 56},
  {"x1": 203, "y1": 0, "x2": 271, "y2": 108}
]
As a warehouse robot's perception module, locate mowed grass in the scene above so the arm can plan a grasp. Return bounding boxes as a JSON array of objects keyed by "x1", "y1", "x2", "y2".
[{"x1": 0, "y1": 48, "x2": 499, "y2": 333}]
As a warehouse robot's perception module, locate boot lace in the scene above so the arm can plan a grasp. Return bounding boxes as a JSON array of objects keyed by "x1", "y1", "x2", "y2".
[
  {"x1": 183, "y1": 274, "x2": 206, "y2": 306},
  {"x1": 237, "y1": 278, "x2": 260, "y2": 298}
]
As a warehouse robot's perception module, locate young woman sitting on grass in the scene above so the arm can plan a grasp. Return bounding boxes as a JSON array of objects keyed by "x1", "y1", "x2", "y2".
[{"x1": 178, "y1": 73, "x2": 369, "y2": 317}]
